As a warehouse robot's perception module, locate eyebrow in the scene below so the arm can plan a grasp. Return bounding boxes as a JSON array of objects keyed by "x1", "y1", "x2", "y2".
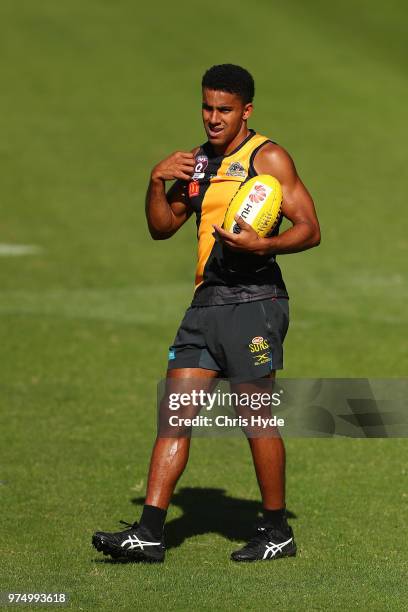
[{"x1": 202, "y1": 103, "x2": 233, "y2": 111}]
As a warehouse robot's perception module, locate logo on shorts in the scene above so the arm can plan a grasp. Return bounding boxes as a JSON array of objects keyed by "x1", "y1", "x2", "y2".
[
  {"x1": 248, "y1": 337, "x2": 271, "y2": 366},
  {"x1": 254, "y1": 352, "x2": 272, "y2": 366},
  {"x1": 168, "y1": 348, "x2": 176, "y2": 360},
  {"x1": 226, "y1": 161, "x2": 246, "y2": 178},
  {"x1": 249, "y1": 337, "x2": 270, "y2": 352},
  {"x1": 192, "y1": 155, "x2": 208, "y2": 180}
]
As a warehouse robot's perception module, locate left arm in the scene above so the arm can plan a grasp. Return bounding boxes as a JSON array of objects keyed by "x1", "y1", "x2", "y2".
[{"x1": 213, "y1": 143, "x2": 321, "y2": 256}]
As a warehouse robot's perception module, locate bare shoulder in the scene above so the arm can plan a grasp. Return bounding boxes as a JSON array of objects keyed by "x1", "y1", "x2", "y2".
[{"x1": 253, "y1": 142, "x2": 297, "y2": 182}]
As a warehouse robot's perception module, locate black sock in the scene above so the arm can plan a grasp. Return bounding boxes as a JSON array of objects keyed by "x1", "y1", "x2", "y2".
[
  {"x1": 262, "y1": 508, "x2": 286, "y2": 528},
  {"x1": 140, "y1": 504, "x2": 167, "y2": 540}
]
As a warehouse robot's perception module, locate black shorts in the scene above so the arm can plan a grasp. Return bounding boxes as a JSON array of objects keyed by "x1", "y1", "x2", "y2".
[{"x1": 168, "y1": 297, "x2": 289, "y2": 383}]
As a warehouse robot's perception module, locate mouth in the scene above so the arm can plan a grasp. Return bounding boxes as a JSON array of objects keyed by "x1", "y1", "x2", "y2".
[{"x1": 207, "y1": 126, "x2": 224, "y2": 138}]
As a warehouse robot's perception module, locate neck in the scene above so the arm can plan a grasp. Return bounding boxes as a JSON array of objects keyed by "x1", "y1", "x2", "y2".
[{"x1": 212, "y1": 124, "x2": 251, "y2": 156}]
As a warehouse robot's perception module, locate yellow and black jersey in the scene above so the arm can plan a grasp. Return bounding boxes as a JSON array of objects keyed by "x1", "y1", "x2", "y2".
[{"x1": 188, "y1": 129, "x2": 288, "y2": 306}]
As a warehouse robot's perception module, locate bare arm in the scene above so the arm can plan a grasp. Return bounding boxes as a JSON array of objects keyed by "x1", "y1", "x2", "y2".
[
  {"x1": 145, "y1": 150, "x2": 197, "y2": 240},
  {"x1": 254, "y1": 143, "x2": 320, "y2": 254},
  {"x1": 213, "y1": 143, "x2": 321, "y2": 255}
]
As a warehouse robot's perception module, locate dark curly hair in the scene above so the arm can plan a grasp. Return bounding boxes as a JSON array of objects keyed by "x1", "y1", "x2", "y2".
[{"x1": 201, "y1": 64, "x2": 255, "y2": 104}]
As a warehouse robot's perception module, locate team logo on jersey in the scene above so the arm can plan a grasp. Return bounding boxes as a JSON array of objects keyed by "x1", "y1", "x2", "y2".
[
  {"x1": 189, "y1": 181, "x2": 200, "y2": 198},
  {"x1": 226, "y1": 161, "x2": 246, "y2": 178},
  {"x1": 192, "y1": 155, "x2": 208, "y2": 180}
]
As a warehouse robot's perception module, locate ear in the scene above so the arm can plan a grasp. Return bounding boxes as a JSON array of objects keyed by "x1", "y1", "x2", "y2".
[{"x1": 242, "y1": 103, "x2": 253, "y2": 121}]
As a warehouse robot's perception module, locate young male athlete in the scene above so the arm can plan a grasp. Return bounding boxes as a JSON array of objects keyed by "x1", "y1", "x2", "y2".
[{"x1": 92, "y1": 64, "x2": 320, "y2": 562}]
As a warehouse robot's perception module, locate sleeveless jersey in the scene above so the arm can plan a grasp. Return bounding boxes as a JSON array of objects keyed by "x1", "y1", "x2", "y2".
[{"x1": 188, "y1": 129, "x2": 288, "y2": 307}]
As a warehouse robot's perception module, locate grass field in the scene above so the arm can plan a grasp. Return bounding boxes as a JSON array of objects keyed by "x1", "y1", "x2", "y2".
[{"x1": 1, "y1": 0, "x2": 407, "y2": 609}]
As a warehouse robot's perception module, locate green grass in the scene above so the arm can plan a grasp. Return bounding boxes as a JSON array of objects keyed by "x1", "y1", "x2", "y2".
[{"x1": 0, "y1": 0, "x2": 407, "y2": 609}]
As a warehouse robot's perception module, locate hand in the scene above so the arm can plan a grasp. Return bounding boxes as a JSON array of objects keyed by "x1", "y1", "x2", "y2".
[
  {"x1": 212, "y1": 215, "x2": 268, "y2": 255},
  {"x1": 151, "y1": 151, "x2": 196, "y2": 182}
]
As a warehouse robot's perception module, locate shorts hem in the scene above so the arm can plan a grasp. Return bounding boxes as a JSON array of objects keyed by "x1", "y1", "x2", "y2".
[
  {"x1": 167, "y1": 359, "x2": 221, "y2": 373},
  {"x1": 228, "y1": 364, "x2": 283, "y2": 384}
]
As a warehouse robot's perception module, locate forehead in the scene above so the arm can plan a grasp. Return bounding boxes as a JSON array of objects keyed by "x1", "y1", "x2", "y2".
[{"x1": 202, "y1": 88, "x2": 243, "y2": 107}]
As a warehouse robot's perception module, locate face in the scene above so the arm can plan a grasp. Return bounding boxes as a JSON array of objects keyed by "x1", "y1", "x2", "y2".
[{"x1": 202, "y1": 88, "x2": 253, "y2": 150}]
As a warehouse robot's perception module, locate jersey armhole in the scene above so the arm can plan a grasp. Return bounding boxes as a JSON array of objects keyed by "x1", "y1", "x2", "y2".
[{"x1": 248, "y1": 139, "x2": 278, "y2": 178}]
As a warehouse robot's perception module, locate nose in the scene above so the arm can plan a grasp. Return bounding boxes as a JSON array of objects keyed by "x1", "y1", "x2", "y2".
[{"x1": 209, "y1": 110, "x2": 221, "y2": 125}]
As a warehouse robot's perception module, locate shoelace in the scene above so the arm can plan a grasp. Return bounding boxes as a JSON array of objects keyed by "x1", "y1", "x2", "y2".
[
  {"x1": 241, "y1": 527, "x2": 270, "y2": 549},
  {"x1": 119, "y1": 520, "x2": 139, "y2": 530},
  {"x1": 245, "y1": 524, "x2": 287, "y2": 548}
]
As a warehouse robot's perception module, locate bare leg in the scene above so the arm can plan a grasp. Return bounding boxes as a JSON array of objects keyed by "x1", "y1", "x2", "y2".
[
  {"x1": 247, "y1": 436, "x2": 286, "y2": 509},
  {"x1": 145, "y1": 368, "x2": 218, "y2": 510},
  {"x1": 232, "y1": 373, "x2": 286, "y2": 510}
]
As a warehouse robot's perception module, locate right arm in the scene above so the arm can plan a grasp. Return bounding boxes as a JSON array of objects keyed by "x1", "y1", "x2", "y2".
[{"x1": 145, "y1": 150, "x2": 196, "y2": 240}]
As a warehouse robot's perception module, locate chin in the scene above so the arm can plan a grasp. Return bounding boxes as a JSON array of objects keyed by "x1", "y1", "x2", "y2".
[{"x1": 208, "y1": 134, "x2": 228, "y2": 147}]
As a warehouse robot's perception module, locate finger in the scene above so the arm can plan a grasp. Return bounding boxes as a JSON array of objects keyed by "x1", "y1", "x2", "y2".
[
  {"x1": 178, "y1": 152, "x2": 196, "y2": 162},
  {"x1": 177, "y1": 164, "x2": 195, "y2": 173},
  {"x1": 178, "y1": 164, "x2": 194, "y2": 173},
  {"x1": 220, "y1": 240, "x2": 242, "y2": 251},
  {"x1": 211, "y1": 227, "x2": 225, "y2": 243},
  {"x1": 213, "y1": 234, "x2": 241, "y2": 250},
  {"x1": 212, "y1": 224, "x2": 238, "y2": 241},
  {"x1": 175, "y1": 171, "x2": 193, "y2": 181},
  {"x1": 180, "y1": 158, "x2": 196, "y2": 167},
  {"x1": 214, "y1": 230, "x2": 244, "y2": 250},
  {"x1": 234, "y1": 214, "x2": 251, "y2": 230},
  {"x1": 171, "y1": 167, "x2": 194, "y2": 179},
  {"x1": 179, "y1": 165, "x2": 194, "y2": 174}
]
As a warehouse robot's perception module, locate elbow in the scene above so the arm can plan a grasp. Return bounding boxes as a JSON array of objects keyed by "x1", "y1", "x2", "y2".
[
  {"x1": 149, "y1": 230, "x2": 171, "y2": 240},
  {"x1": 310, "y1": 225, "x2": 321, "y2": 248},
  {"x1": 147, "y1": 223, "x2": 173, "y2": 240}
]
